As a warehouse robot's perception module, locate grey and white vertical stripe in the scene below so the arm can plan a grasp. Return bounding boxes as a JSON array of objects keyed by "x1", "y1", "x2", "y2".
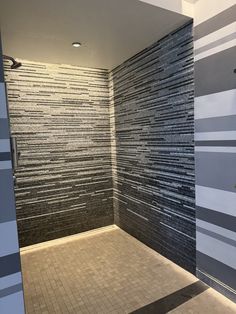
[
  {"x1": 194, "y1": 4, "x2": 236, "y2": 302},
  {"x1": 0, "y1": 40, "x2": 25, "y2": 313}
]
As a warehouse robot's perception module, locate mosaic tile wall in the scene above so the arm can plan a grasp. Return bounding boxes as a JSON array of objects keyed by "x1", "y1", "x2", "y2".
[
  {"x1": 110, "y1": 22, "x2": 195, "y2": 273},
  {"x1": 194, "y1": 4, "x2": 236, "y2": 302},
  {"x1": 4, "y1": 61, "x2": 113, "y2": 247},
  {"x1": 4, "y1": 22, "x2": 195, "y2": 275},
  {"x1": 0, "y1": 37, "x2": 25, "y2": 313}
]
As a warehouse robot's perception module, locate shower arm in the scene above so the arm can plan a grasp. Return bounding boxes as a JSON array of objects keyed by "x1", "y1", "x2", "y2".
[
  {"x1": 3, "y1": 55, "x2": 15, "y2": 63},
  {"x1": 3, "y1": 54, "x2": 22, "y2": 69}
]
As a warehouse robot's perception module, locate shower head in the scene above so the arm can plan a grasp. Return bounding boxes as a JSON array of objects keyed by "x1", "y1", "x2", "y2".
[
  {"x1": 3, "y1": 55, "x2": 22, "y2": 69},
  {"x1": 11, "y1": 60, "x2": 22, "y2": 69}
]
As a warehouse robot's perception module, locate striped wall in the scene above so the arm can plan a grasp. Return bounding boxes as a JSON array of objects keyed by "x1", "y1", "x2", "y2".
[
  {"x1": 0, "y1": 37, "x2": 25, "y2": 313},
  {"x1": 110, "y1": 22, "x2": 195, "y2": 273},
  {"x1": 194, "y1": 4, "x2": 236, "y2": 302},
  {"x1": 4, "y1": 61, "x2": 113, "y2": 247}
]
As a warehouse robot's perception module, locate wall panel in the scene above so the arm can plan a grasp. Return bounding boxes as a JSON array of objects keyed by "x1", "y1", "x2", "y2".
[
  {"x1": 4, "y1": 61, "x2": 113, "y2": 247},
  {"x1": 0, "y1": 36, "x2": 25, "y2": 314},
  {"x1": 194, "y1": 3, "x2": 236, "y2": 302},
  {"x1": 110, "y1": 22, "x2": 195, "y2": 273}
]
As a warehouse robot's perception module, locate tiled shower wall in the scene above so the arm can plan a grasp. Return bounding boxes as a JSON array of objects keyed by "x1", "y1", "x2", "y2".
[
  {"x1": 0, "y1": 38, "x2": 25, "y2": 313},
  {"x1": 4, "y1": 22, "x2": 195, "y2": 274},
  {"x1": 194, "y1": 4, "x2": 236, "y2": 302},
  {"x1": 4, "y1": 62, "x2": 113, "y2": 247},
  {"x1": 110, "y1": 22, "x2": 195, "y2": 273}
]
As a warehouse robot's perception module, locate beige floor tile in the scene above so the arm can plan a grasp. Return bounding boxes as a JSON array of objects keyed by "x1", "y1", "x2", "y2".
[{"x1": 20, "y1": 227, "x2": 236, "y2": 314}]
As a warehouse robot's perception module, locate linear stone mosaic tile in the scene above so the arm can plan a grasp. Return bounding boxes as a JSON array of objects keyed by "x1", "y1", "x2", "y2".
[
  {"x1": 109, "y1": 22, "x2": 195, "y2": 273},
  {"x1": 4, "y1": 22, "x2": 195, "y2": 276},
  {"x1": 4, "y1": 61, "x2": 113, "y2": 247}
]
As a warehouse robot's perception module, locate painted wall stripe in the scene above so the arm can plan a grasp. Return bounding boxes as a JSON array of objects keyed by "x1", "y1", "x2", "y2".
[
  {"x1": 195, "y1": 151, "x2": 236, "y2": 193},
  {"x1": 0, "y1": 152, "x2": 11, "y2": 161},
  {"x1": 0, "y1": 169, "x2": 16, "y2": 224},
  {"x1": 0, "y1": 84, "x2": 7, "y2": 118},
  {"x1": 197, "y1": 269, "x2": 236, "y2": 303},
  {"x1": 0, "y1": 161, "x2": 12, "y2": 170},
  {"x1": 0, "y1": 253, "x2": 21, "y2": 278},
  {"x1": 195, "y1": 38, "x2": 236, "y2": 61},
  {"x1": 0, "y1": 139, "x2": 11, "y2": 152},
  {"x1": 0, "y1": 119, "x2": 10, "y2": 139},
  {"x1": 195, "y1": 131, "x2": 236, "y2": 141},
  {"x1": 194, "y1": 22, "x2": 236, "y2": 51},
  {"x1": 197, "y1": 251, "x2": 236, "y2": 291},
  {"x1": 194, "y1": 4, "x2": 236, "y2": 40},
  {"x1": 195, "y1": 140, "x2": 236, "y2": 147},
  {"x1": 195, "y1": 146, "x2": 236, "y2": 153},
  {"x1": 195, "y1": 115, "x2": 236, "y2": 133},
  {"x1": 194, "y1": 3, "x2": 236, "y2": 302},
  {"x1": 195, "y1": 89, "x2": 236, "y2": 120},
  {"x1": 195, "y1": 32, "x2": 236, "y2": 56},
  {"x1": 196, "y1": 207, "x2": 236, "y2": 233},
  {"x1": 0, "y1": 291, "x2": 25, "y2": 314},
  {"x1": 196, "y1": 185, "x2": 236, "y2": 217},
  {"x1": 196, "y1": 232, "x2": 236, "y2": 269},
  {"x1": 197, "y1": 227, "x2": 236, "y2": 248},
  {"x1": 0, "y1": 273, "x2": 22, "y2": 290},
  {"x1": 0, "y1": 34, "x2": 24, "y2": 313},
  {"x1": 0, "y1": 283, "x2": 22, "y2": 299},
  {"x1": 0, "y1": 58, "x2": 3, "y2": 83},
  {"x1": 197, "y1": 219, "x2": 236, "y2": 242},
  {"x1": 195, "y1": 46, "x2": 236, "y2": 97},
  {"x1": 0, "y1": 221, "x2": 20, "y2": 257}
]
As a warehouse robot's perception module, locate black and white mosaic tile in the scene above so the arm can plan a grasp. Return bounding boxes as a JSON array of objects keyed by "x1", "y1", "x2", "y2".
[
  {"x1": 4, "y1": 22, "x2": 195, "y2": 274},
  {"x1": 4, "y1": 62, "x2": 113, "y2": 247},
  {"x1": 110, "y1": 22, "x2": 195, "y2": 273}
]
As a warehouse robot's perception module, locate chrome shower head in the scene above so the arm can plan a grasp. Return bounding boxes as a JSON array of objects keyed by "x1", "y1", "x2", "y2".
[
  {"x1": 3, "y1": 55, "x2": 22, "y2": 69},
  {"x1": 11, "y1": 60, "x2": 22, "y2": 69}
]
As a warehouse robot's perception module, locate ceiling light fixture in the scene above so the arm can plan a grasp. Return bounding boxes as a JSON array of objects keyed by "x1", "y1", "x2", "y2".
[{"x1": 72, "y1": 42, "x2": 81, "y2": 48}]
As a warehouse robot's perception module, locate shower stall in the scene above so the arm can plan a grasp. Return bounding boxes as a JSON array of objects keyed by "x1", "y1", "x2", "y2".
[
  {"x1": 4, "y1": 21, "x2": 195, "y2": 270},
  {"x1": 5, "y1": 61, "x2": 114, "y2": 247},
  {"x1": 1, "y1": 20, "x2": 196, "y2": 312},
  {"x1": 0, "y1": 0, "x2": 235, "y2": 313}
]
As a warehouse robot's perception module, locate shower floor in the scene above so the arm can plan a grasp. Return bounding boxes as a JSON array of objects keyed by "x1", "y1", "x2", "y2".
[{"x1": 20, "y1": 226, "x2": 236, "y2": 314}]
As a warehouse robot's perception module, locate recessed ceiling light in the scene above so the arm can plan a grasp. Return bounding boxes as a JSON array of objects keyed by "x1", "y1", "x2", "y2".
[{"x1": 72, "y1": 42, "x2": 81, "y2": 48}]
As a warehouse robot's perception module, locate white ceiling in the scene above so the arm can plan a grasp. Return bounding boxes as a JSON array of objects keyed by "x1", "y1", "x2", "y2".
[
  {"x1": 0, "y1": 0, "x2": 191, "y2": 70},
  {"x1": 185, "y1": 0, "x2": 199, "y2": 3}
]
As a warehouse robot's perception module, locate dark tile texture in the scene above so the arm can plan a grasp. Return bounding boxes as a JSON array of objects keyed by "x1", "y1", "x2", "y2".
[
  {"x1": 4, "y1": 62, "x2": 114, "y2": 247},
  {"x1": 110, "y1": 22, "x2": 195, "y2": 273},
  {"x1": 4, "y1": 23, "x2": 195, "y2": 276}
]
